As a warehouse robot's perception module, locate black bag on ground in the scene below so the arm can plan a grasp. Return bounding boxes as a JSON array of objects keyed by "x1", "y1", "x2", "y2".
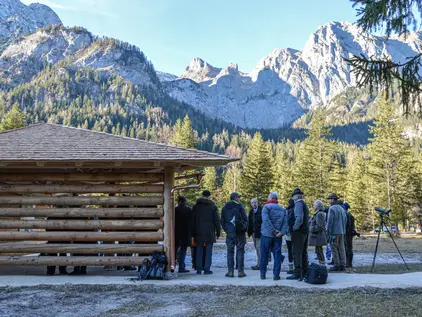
[
  {"x1": 138, "y1": 251, "x2": 167, "y2": 281},
  {"x1": 305, "y1": 263, "x2": 328, "y2": 284}
]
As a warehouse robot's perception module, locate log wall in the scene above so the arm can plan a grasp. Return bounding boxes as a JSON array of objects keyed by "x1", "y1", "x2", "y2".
[{"x1": 0, "y1": 170, "x2": 165, "y2": 266}]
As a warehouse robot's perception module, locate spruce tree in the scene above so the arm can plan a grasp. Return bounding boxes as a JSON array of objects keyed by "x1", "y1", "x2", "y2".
[
  {"x1": 273, "y1": 143, "x2": 294, "y2": 204},
  {"x1": 367, "y1": 99, "x2": 418, "y2": 227},
  {"x1": 239, "y1": 133, "x2": 275, "y2": 204},
  {"x1": 0, "y1": 103, "x2": 26, "y2": 131},
  {"x1": 293, "y1": 110, "x2": 334, "y2": 205}
]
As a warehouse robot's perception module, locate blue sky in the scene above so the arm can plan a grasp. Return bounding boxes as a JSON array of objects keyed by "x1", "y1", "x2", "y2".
[{"x1": 23, "y1": 0, "x2": 358, "y2": 75}]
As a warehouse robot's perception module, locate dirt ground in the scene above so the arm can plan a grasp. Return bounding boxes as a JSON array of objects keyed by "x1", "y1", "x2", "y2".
[{"x1": 1, "y1": 284, "x2": 422, "y2": 317}]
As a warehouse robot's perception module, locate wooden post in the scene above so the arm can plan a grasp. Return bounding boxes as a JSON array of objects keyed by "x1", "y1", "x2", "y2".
[{"x1": 163, "y1": 166, "x2": 174, "y2": 272}]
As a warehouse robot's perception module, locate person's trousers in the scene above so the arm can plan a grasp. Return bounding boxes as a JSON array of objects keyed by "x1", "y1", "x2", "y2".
[
  {"x1": 315, "y1": 246, "x2": 325, "y2": 263},
  {"x1": 330, "y1": 234, "x2": 346, "y2": 267},
  {"x1": 176, "y1": 244, "x2": 188, "y2": 270},
  {"x1": 260, "y1": 235, "x2": 282, "y2": 277},
  {"x1": 326, "y1": 244, "x2": 332, "y2": 259},
  {"x1": 345, "y1": 234, "x2": 354, "y2": 266},
  {"x1": 191, "y1": 246, "x2": 206, "y2": 269},
  {"x1": 291, "y1": 231, "x2": 309, "y2": 277},
  {"x1": 226, "y1": 234, "x2": 246, "y2": 271},
  {"x1": 253, "y1": 236, "x2": 261, "y2": 266},
  {"x1": 286, "y1": 239, "x2": 293, "y2": 263},
  {"x1": 196, "y1": 243, "x2": 213, "y2": 273}
]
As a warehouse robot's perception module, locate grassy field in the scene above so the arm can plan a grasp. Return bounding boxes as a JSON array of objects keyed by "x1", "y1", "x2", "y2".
[
  {"x1": 1, "y1": 285, "x2": 422, "y2": 317},
  {"x1": 344, "y1": 234, "x2": 422, "y2": 253}
]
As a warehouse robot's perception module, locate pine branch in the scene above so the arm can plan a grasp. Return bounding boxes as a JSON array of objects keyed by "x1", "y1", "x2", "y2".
[
  {"x1": 351, "y1": 0, "x2": 422, "y2": 36},
  {"x1": 344, "y1": 53, "x2": 422, "y2": 114}
]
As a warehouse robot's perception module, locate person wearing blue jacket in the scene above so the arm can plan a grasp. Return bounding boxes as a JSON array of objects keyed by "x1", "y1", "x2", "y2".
[
  {"x1": 260, "y1": 192, "x2": 287, "y2": 281},
  {"x1": 221, "y1": 192, "x2": 248, "y2": 278}
]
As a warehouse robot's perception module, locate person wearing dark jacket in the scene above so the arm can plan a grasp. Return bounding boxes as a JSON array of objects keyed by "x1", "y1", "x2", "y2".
[
  {"x1": 222, "y1": 192, "x2": 248, "y2": 278},
  {"x1": 343, "y1": 202, "x2": 360, "y2": 267},
  {"x1": 175, "y1": 196, "x2": 193, "y2": 273},
  {"x1": 192, "y1": 190, "x2": 221, "y2": 275},
  {"x1": 287, "y1": 187, "x2": 309, "y2": 281},
  {"x1": 247, "y1": 198, "x2": 263, "y2": 270},
  {"x1": 285, "y1": 199, "x2": 295, "y2": 274}
]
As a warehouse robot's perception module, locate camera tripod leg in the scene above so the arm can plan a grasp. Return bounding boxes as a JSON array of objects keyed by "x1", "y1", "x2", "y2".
[
  {"x1": 371, "y1": 221, "x2": 382, "y2": 272},
  {"x1": 384, "y1": 226, "x2": 409, "y2": 271}
]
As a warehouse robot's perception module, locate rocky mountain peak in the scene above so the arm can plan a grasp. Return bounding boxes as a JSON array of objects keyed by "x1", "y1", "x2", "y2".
[
  {"x1": 180, "y1": 57, "x2": 221, "y2": 83},
  {"x1": 0, "y1": 0, "x2": 61, "y2": 44}
]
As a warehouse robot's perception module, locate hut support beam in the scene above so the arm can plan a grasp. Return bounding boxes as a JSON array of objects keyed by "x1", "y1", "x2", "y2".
[{"x1": 163, "y1": 166, "x2": 175, "y2": 272}]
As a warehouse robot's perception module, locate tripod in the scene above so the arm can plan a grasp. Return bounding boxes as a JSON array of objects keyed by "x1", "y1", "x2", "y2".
[{"x1": 371, "y1": 213, "x2": 409, "y2": 272}]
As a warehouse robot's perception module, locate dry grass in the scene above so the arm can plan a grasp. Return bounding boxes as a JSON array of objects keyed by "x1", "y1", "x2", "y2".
[
  {"x1": 351, "y1": 263, "x2": 422, "y2": 274},
  {"x1": 2, "y1": 285, "x2": 422, "y2": 317},
  {"x1": 352, "y1": 234, "x2": 422, "y2": 253}
]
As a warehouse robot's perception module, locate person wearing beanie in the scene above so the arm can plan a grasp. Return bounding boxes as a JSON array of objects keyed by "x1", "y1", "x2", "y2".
[
  {"x1": 221, "y1": 192, "x2": 248, "y2": 278},
  {"x1": 192, "y1": 190, "x2": 221, "y2": 275}
]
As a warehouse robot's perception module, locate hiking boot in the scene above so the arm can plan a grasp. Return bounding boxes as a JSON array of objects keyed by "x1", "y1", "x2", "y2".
[
  {"x1": 251, "y1": 265, "x2": 260, "y2": 270},
  {"x1": 329, "y1": 266, "x2": 340, "y2": 272},
  {"x1": 117, "y1": 266, "x2": 124, "y2": 270},
  {"x1": 287, "y1": 263, "x2": 294, "y2": 274},
  {"x1": 203, "y1": 270, "x2": 213, "y2": 275},
  {"x1": 196, "y1": 270, "x2": 202, "y2": 275},
  {"x1": 298, "y1": 276, "x2": 304, "y2": 282},
  {"x1": 225, "y1": 270, "x2": 234, "y2": 278},
  {"x1": 286, "y1": 274, "x2": 300, "y2": 280},
  {"x1": 238, "y1": 271, "x2": 246, "y2": 278},
  {"x1": 340, "y1": 265, "x2": 346, "y2": 271},
  {"x1": 178, "y1": 269, "x2": 190, "y2": 273},
  {"x1": 273, "y1": 276, "x2": 281, "y2": 281},
  {"x1": 260, "y1": 275, "x2": 266, "y2": 280}
]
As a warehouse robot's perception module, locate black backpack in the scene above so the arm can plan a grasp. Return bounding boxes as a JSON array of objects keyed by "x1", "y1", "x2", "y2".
[
  {"x1": 235, "y1": 208, "x2": 248, "y2": 233},
  {"x1": 305, "y1": 263, "x2": 328, "y2": 284},
  {"x1": 138, "y1": 251, "x2": 167, "y2": 281}
]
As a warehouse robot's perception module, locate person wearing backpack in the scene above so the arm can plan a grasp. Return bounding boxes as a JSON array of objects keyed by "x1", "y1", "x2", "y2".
[
  {"x1": 260, "y1": 192, "x2": 287, "y2": 281},
  {"x1": 192, "y1": 190, "x2": 221, "y2": 275},
  {"x1": 221, "y1": 192, "x2": 248, "y2": 278}
]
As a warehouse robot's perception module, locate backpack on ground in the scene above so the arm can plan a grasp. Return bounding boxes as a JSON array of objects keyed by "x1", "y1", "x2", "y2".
[
  {"x1": 305, "y1": 263, "x2": 328, "y2": 284},
  {"x1": 137, "y1": 251, "x2": 168, "y2": 281}
]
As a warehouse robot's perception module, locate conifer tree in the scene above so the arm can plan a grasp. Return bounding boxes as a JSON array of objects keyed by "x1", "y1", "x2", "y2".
[
  {"x1": 367, "y1": 99, "x2": 418, "y2": 227},
  {"x1": 273, "y1": 143, "x2": 294, "y2": 204},
  {"x1": 239, "y1": 133, "x2": 275, "y2": 203},
  {"x1": 0, "y1": 103, "x2": 26, "y2": 131},
  {"x1": 346, "y1": 151, "x2": 372, "y2": 229},
  {"x1": 222, "y1": 163, "x2": 241, "y2": 202},
  {"x1": 293, "y1": 111, "x2": 334, "y2": 205}
]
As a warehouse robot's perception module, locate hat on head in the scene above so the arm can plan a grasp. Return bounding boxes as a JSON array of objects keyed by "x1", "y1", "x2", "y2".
[
  {"x1": 327, "y1": 193, "x2": 339, "y2": 200},
  {"x1": 202, "y1": 190, "x2": 211, "y2": 197},
  {"x1": 343, "y1": 202, "x2": 350, "y2": 211},
  {"x1": 230, "y1": 192, "x2": 241, "y2": 200},
  {"x1": 292, "y1": 187, "x2": 304, "y2": 196}
]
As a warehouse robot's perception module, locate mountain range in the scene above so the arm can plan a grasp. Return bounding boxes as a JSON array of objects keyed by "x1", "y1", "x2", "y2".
[{"x1": 0, "y1": 0, "x2": 420, "y2": 141}]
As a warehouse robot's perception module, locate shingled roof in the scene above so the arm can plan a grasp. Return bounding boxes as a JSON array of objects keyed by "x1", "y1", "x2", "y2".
[{"x1": 0, "y1": 124, "x2": 237, "y2": 166}]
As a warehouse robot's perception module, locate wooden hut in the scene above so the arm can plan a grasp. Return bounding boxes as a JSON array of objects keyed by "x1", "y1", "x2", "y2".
[{"x1": 0, "y1": 123, "x2": 237, "y2": 271}]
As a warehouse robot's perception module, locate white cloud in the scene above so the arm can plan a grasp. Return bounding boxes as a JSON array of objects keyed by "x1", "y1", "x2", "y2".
[{"x1": 21, "y1": 0, "x2": 117, "y2": 17}]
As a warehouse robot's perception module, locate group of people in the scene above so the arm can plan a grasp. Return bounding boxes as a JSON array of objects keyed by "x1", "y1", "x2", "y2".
[{"x1": 175, "y1": 187, "x2": 359, "y2": 281}]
